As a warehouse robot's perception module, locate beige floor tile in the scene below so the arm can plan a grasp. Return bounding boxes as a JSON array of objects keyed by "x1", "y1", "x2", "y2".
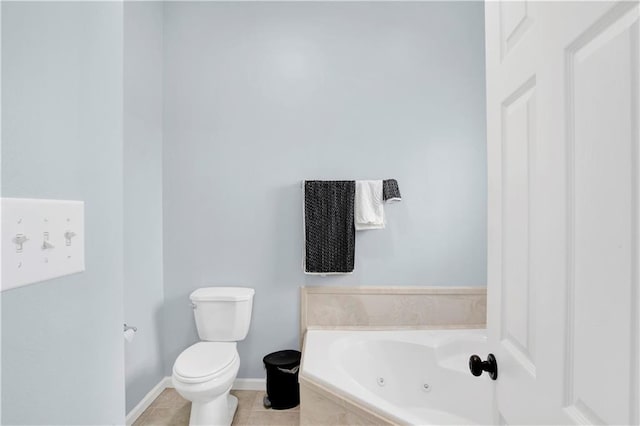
[
  {"x1": 231, "y1": 390, "x2": 257, "y2": 412},
  {"x1": 134, "y1": 389, "x2": 299, "y2": 426},
  {"x1": 139, "y1": 405, "x2": 191, "y2": 426},
  {"x1": 151, "y1": 389, "x2": 189, "y2": 410},
  {"x1": 253, "y1": 391, "x2": 300, "y2": 412},
  {"x1": 132, "y1": 408, "x2": 152, "y2": 426},
  {"x1": 231, "y1": 406, "x2": 252, "y2": 426},
  {"x1": 149, "y1": 389, "x2": 175, "y2": 407},
  {"x1": 171, "y1": 397, "x2": 190, "y2": 411},
  {"x1": 246, "y1": 410, "x2": 300, "y2": 426},
  {"x1": 231, "y1": 390, "x2": 256, "y2": 426},
  {"x1": 251, "y1": 392, "x2": 271, "y2": 411}
]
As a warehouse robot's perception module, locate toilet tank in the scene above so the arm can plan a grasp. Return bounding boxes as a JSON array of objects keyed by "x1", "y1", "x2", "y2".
[{"x1": 190, "y1": 287, "x2": 255, "y2": 341}]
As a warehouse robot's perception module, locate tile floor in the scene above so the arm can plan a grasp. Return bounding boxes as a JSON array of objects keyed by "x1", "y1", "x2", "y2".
[{"x1": 133, "y1": 388, "x2": 300, "y2": 426}]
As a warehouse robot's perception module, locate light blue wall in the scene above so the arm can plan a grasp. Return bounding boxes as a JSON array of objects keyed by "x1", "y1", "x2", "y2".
[
  {"x1": 1, "y1": 2, "x2": 125, "y2": 424},
  {"x1": 0, "y1": 3, "x2": 487, "y2": 419},
  {"x1": 124, "y1": 1, "x2": 165, "y2": 414},
  {"x1": 162, "y1": 2, "x2": 487, "y2": 379}
]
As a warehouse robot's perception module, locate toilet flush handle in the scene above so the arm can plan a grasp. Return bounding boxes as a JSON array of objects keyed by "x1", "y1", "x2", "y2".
[{"x1": 190, "y1": 303, "x2": 197, "y2": 310}]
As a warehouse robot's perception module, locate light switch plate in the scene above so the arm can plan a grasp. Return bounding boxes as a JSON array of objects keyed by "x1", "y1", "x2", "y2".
[{"x1": 1, "y1": 198, "x2": 85, "y2": 292}]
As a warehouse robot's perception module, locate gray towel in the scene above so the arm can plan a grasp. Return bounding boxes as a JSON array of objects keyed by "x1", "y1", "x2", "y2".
[
  {"x1": 383, "y1": 179, "x2": 401, "y2": 202},
  {"x1": 304, "y1": 181, "x2": 355, "y2": 273}
]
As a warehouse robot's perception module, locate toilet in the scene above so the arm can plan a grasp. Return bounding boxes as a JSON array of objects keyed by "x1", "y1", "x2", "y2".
[{"x1": 172, "y1": 287, "x2": 255, "y2": 426}]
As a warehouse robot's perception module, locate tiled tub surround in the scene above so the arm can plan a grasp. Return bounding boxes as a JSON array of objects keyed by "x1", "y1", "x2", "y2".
[
  {"x1": 299, "y1": 287, "x2": 487, "y2": 425},
  {"x1": 300, "y1": 286, "x2": 487, "y2": 339}
]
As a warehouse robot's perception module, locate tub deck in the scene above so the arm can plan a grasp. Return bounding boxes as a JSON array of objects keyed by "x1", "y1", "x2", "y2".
[{"x1": 300, "y1": 329, "x2": 494, "y2": 425}]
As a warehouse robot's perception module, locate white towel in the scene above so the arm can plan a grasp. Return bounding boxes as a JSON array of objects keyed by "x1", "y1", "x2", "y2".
[{"x1": 354, "y1": 180, "x2": 385, "y2": 230}]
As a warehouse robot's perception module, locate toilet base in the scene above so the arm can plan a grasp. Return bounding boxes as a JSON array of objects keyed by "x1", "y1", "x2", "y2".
[
  {"x1": 227, "y1": 394, "x2": 239, "y2": 424},
  {"x1": 189, "y1": 391, "x2": 238, "y2": 426}
]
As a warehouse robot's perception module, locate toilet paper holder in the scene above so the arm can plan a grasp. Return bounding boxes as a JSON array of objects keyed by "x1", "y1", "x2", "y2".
[{"x1": 124, "y1": 323, "x2": 137, "y2": 332}]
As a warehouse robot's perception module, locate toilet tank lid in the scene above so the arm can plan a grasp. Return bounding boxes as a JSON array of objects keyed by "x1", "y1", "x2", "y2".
[{"x1": 190, "y1": 287, "x2": 255, "y2": 302}]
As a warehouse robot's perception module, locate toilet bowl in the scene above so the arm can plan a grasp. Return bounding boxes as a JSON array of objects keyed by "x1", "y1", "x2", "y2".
[
  {"x1": 172, "y1": 342, "x2": 240, "y2": 425},
  {"x1": 172, "y1": 287, "x2": 254, "y2": 426}
]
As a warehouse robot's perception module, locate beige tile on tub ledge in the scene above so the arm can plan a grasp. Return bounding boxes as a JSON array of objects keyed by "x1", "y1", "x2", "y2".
[{"x1": 299, "y1": 286, "x2": 487, "y2": 344}]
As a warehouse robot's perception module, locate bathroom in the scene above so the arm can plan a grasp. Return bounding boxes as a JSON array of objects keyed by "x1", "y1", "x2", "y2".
[{"x1": 1, "y1": 1, "x2": 638, "y2": 425}]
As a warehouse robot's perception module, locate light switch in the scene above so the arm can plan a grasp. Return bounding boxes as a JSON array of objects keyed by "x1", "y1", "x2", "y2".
[
  {"x1": 1, "y1": 198, "x2": 85, "y2": 292},
  {"x1": 12, "y1": 234, "x2": 29, "y2": 252},
  {"x1": 42, "y1": 232, "x2": 55, "y2": 250},
  {"x1": 64, "y1": 231, "x2": 76, "y2": 246}
]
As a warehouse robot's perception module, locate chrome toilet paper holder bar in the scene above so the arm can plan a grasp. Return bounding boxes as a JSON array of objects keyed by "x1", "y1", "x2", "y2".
[{"x1": 124, "y1": 323, "x2": 137, "y2": 332}]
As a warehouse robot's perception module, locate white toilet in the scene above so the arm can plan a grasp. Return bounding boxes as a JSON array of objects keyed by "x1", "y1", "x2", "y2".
[{"x1": 172, "y1": 287, "x2": 255, "y2": 426}]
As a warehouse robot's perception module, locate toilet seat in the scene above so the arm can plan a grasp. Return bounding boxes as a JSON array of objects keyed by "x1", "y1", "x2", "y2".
[{"x1": 173, "y1": 342, "x2": 238, "y2": 384}]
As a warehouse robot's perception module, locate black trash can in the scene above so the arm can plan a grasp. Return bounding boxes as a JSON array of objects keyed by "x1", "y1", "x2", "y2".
[{"x1": 263, "y1": 350, "x2": 301, "y2": 410}]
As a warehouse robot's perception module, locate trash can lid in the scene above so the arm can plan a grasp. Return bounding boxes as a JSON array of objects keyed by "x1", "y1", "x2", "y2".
[{"x1": 263, "y1": 350, "x2": 301, "y2": 369}]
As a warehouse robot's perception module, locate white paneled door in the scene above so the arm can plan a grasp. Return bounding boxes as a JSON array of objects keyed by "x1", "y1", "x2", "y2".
[{"x1": 485, "y1": 1, "x2": 639, "y2": 424}]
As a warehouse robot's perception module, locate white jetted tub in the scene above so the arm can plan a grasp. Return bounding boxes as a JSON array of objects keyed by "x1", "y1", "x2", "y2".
[{"x1": 301, "y1": 329, "x2": 494, "y2": 425}]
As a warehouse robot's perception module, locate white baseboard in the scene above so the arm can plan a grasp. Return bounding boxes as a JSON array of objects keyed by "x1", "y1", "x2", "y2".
[
  {"x1": 233, "y1": 378, "x2": 266, "y2": 391},
  {"x1": 125, "y1": 377, "x2": 265, "y2": 425},
  {"x1": 125, "y1": 377, "x2": 172, "y2": 426}
]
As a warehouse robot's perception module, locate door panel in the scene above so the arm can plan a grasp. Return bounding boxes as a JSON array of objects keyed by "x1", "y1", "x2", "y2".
[
  {"x1": 487, "y1": 1, "x2": 544, "y2": 423},
  {"x1": 500, "y1": 0, "x2": 535, "y2": 60},
  {"x1": 486, "y1": 1, "x2": 640, "y2": 424},
  {"x1": 563, "y1": 4, "x2": 639, "y2": 425},
  {"x1": 501, "y1": 77, "x2": 537, "y2": 377}
]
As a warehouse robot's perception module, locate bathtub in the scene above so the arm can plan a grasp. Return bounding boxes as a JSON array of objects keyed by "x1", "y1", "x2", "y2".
[{"x1": 300, "y1": 329, "x2": 494, "y2": 425}]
